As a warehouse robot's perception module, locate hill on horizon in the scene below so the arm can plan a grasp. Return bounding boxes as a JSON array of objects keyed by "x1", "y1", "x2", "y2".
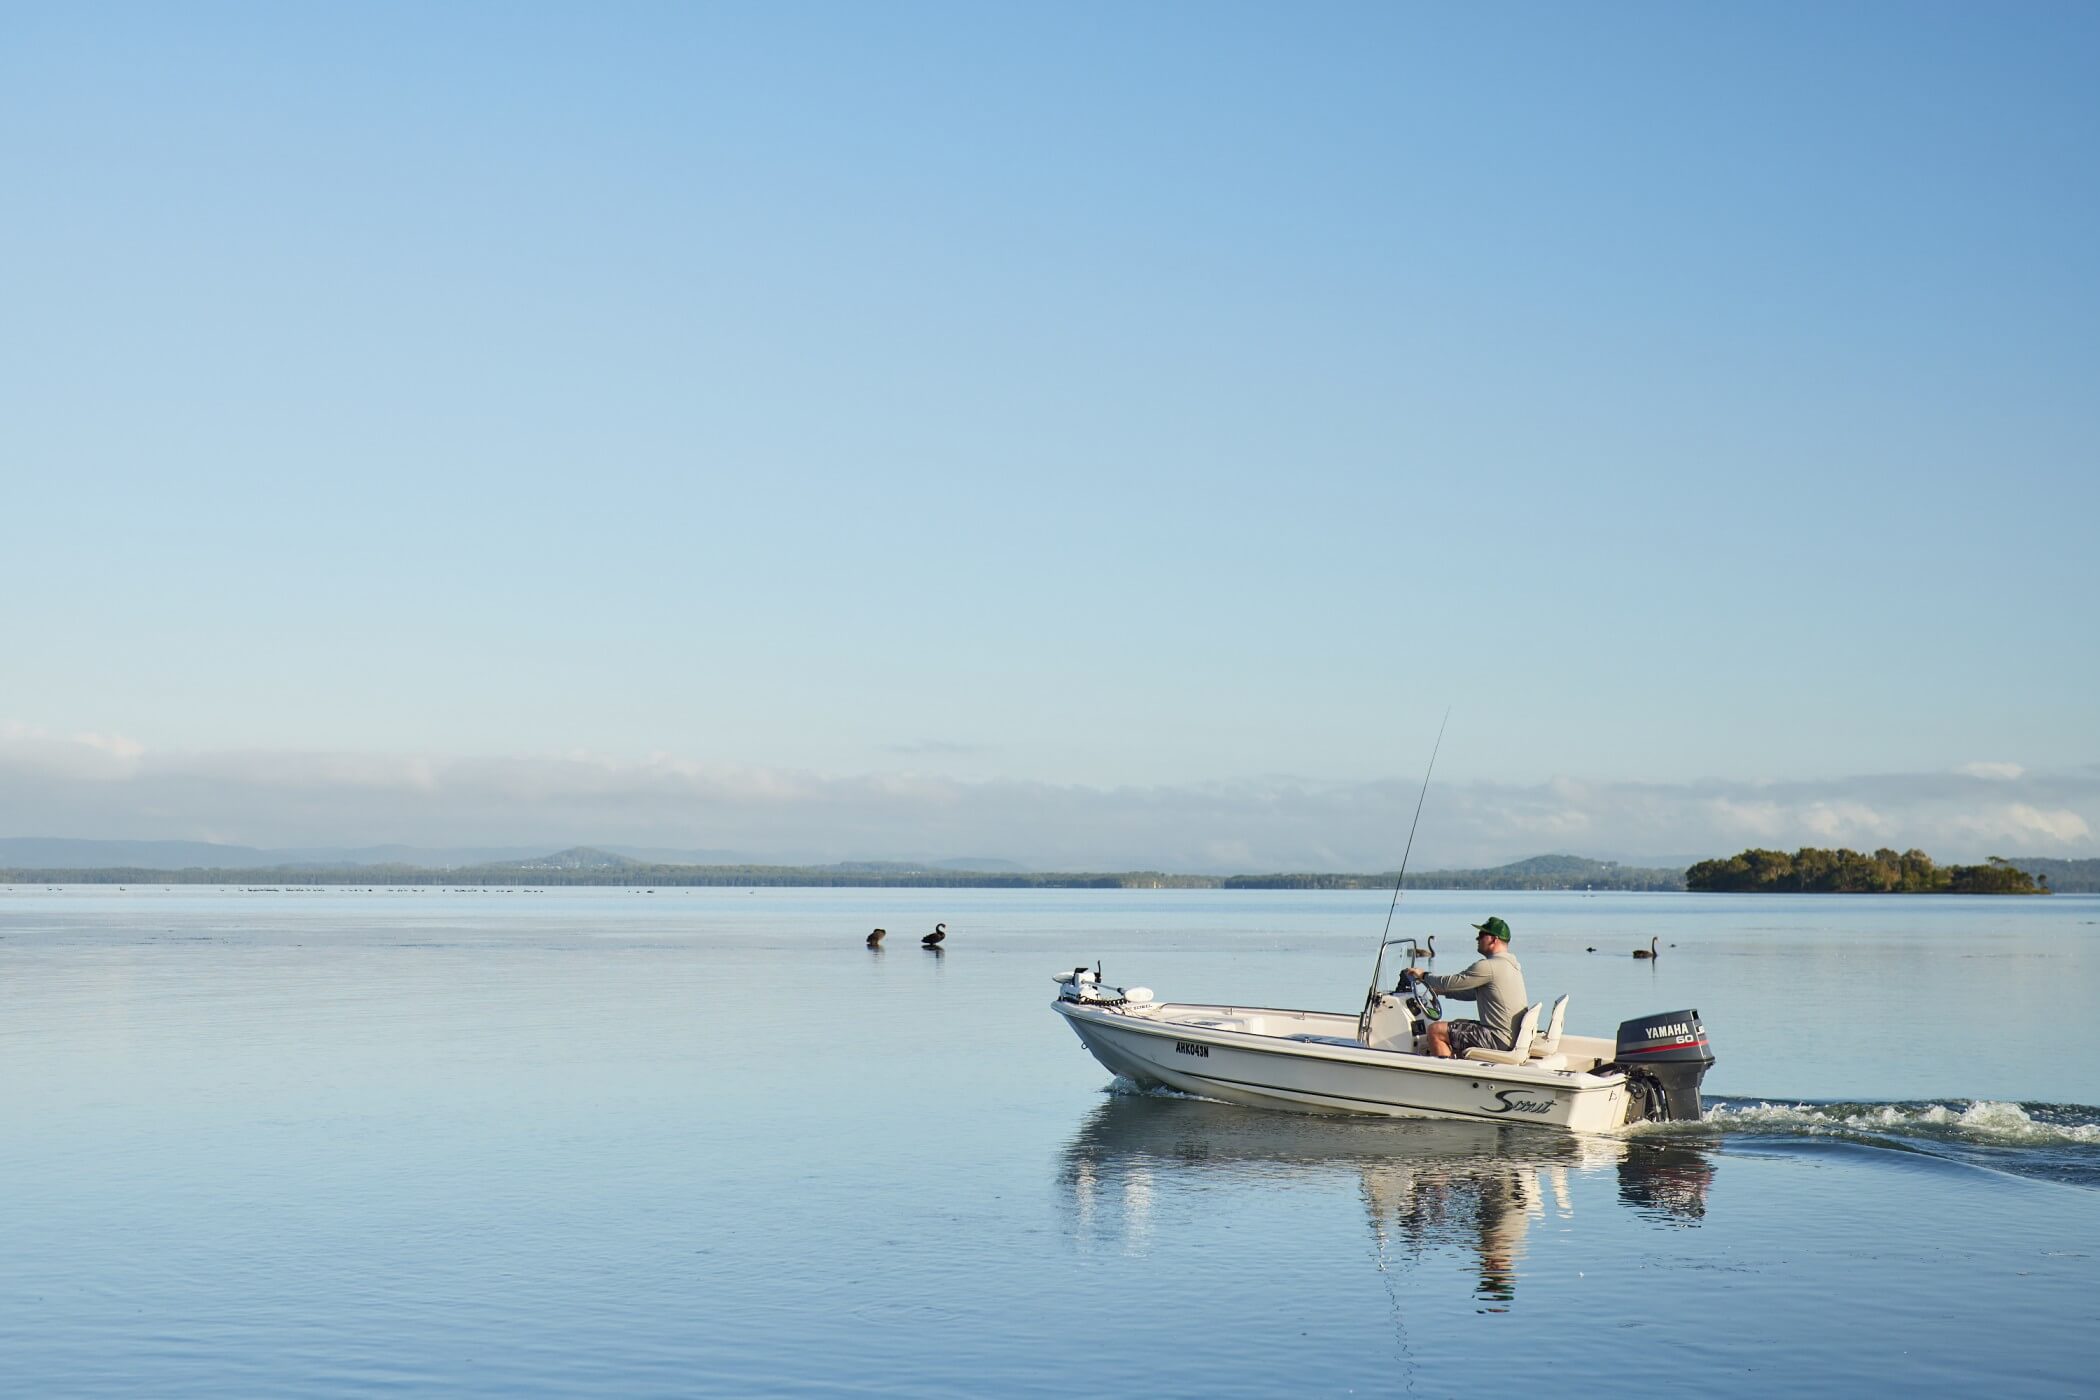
[
  {"x1": 0, "y1": 837, "x2": 559, "y2": 871},
  {"x1": 6, "y1": 838, "x2": 2090, "y2": 890},
  {"x1": 0, "y1": 837, "x2": 1024, "y2": 873}
]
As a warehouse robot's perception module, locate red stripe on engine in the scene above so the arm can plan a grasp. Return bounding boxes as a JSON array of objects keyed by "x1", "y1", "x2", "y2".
[{"x1": 1627, "y1": 1039, "x2": 1707, "y2": 1055}]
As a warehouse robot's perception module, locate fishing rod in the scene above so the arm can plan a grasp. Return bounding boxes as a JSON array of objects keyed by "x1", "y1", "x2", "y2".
[{"x1": 1359, "y1": 709, "x2": 1450, "y2": 1038}]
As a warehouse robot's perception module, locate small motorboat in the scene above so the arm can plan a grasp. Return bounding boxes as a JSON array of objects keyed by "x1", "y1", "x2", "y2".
[{"x1": 1051, "y1": 960, "x2": 1713, "y2": 1135}]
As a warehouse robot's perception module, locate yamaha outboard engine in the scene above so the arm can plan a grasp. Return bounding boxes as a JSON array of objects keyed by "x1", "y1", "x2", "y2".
[{"x1": 1613, "y1": 1010, "x2": 1714, "y2": 1123}]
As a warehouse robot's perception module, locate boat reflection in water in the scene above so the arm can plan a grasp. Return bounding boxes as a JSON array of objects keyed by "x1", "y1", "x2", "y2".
[{"x1": 1059, "y1": 1094, "x2": 1715, "y2": 1310}]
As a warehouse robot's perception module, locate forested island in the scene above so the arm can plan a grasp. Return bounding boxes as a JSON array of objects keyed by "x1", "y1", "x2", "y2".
[{"x1": 1685, "y1": 847, "x2": 2048, "y2": 894}]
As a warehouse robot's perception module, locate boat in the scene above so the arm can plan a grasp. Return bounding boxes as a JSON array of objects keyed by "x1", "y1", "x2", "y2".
[{"x1": 1051, "y1": 961, "x2": 1713, "y2": 1135}]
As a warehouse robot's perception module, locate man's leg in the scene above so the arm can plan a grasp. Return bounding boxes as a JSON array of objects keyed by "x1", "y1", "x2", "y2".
[{"x1": 1426, "y1": 1020, "x2": 1453, "y2": 1057}]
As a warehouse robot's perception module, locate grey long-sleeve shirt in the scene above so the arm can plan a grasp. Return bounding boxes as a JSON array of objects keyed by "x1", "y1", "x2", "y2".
[{"x1": 1422, "y1": 952, "x2": 1529, "y2": 1045}]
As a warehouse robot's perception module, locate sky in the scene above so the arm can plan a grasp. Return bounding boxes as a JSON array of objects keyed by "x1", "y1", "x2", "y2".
[{"x1": 3, "y1": 2, "x2": 2096, "y2": 871}]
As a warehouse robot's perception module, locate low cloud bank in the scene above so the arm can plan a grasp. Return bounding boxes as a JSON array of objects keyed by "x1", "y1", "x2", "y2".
[{"x1": 1, "y1": 724, "x2": 2092, "y2": 872}]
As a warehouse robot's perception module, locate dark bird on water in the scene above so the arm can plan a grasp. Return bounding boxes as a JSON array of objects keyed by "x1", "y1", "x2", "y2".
[
  {"x1": 1633, "y1": 936, "x2": 1659, "y2": 959},
  {"x1": 866, "y1": 927, "x2": 886, "y2": 947},
  {"x1": 1406, "y1": 936, "x2": 1436, "y2": 963},
  {"x1": 1585, "y1": 946, "x2": 1597, "y2": 953},
  {"x1": 922, "y1": 922, "x2": 948, "y2": 947}
]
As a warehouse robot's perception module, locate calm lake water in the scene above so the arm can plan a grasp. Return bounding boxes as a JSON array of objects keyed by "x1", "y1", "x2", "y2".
[{"x1": 3, "y1": 886, "x2": 2096, "y2": 1396}]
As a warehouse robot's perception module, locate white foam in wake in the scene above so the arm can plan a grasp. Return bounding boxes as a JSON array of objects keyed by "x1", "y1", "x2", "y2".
[
  {"x1": 1104, "y1": 1075, "x2": 1196, "y2": 1100},
  {"x1": 1707, "y1": 1099, "x2": 2100, "y2": 1146}
]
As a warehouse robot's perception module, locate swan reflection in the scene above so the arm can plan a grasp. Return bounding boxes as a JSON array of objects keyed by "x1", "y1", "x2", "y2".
[{"x1": 1059, "y1": 1094, "x2": 1715, "y2": 1308}]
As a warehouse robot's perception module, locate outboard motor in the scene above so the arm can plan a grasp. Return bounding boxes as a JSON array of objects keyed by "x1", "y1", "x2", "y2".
[{"x1": 1613, "y1": 1010, "x2": 1714, "y2": 1122}]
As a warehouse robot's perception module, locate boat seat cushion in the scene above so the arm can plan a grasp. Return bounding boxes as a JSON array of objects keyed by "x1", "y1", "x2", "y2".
[
  {"x1": 1529, "y1": 994, "x2": 1569, "y2": 1058},
  {"x1": 1461, "y1": 1002, "x2": 1543, "y2": 1066}
]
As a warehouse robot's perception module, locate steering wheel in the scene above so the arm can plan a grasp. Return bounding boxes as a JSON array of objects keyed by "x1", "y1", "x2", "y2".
[{"x1": 1398, "y1": 972, "x2": 1441, "y2": 1023}]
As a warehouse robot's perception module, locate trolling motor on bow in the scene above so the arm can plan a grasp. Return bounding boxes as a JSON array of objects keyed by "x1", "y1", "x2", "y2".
[{"x1": 1053, "y1": 963, "x2": 1154, "y2": 1008}]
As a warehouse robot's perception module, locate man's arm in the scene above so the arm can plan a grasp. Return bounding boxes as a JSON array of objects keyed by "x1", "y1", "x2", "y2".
[{"x1": 1419, "y1": 959, "x2": 1493, "y2": 1001}]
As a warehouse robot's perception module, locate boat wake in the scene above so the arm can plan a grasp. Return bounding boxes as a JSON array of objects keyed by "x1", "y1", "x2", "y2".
[
  {"x1": 1695, "y1": 1097, "x2": 2100, "y2": 1188},
  {"x1": 1105, "y1": 1077, "x2": 2100, "y2": 1187},
  {"x1": 1104, "y1": 1074, "x2": 1199, "y2": 1100}
]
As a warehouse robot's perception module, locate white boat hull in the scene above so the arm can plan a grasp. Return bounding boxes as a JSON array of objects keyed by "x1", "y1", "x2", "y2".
[{"x1": 1055, "y1": 999, "x2": 1637, "y2": 1135}]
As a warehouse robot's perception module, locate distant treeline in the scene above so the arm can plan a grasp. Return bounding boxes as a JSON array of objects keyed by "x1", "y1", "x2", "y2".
[
  {"x1": 1424, "y1": 854, "x2": 1689, "y2": 891},
  {"x1": 4, "y1": 849, "x2": 2084, "y2": 893},
  {"x1": 1686, "y1": 847, "x2": 2047, "y2": 895},
  {"x1": 1224, "y1": 854, "x2": 1686, "y2": 892},
  {"x1": 2008, "y1": 857, "x2": 2100, "y2": 894},
  {"x1": 0, "y1": 851, "x2": 1687, "y2": 891},
  {"x1": 0, "y1": 863, "x2": 1204, "y2": 889}
]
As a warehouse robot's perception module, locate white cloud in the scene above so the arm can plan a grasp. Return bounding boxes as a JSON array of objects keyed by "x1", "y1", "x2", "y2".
[
  {"x1": 1959, "y1": 761, "x2": 2026, "y2": 780},
  {"x1": 1505, "y1": 805, "x2": 1593, "y2": 836},
  {"x1": 1, "y1": 721, "x2": 2095, "y2": 870},
  {"x1": 0, "y1": 719, "x2": 147, "y2": 779},
  {"x1": 1798, "y1": 801, "x2": 1890, "y2": 843},
  {"x1": 1948, "y1": 803, "x2": 2091, "y2": 846},
  {"x1": 1705, "y1": 798, "x2": 1788, "y2": 839},
  {"x1": 72, "y1": 731, "x2": 147, "y2": 760}
]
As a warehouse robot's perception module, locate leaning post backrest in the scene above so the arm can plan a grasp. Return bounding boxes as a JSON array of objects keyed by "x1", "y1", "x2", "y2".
[
  {"x1": 1511, "y1": 1001, "x2": 1542, "y2": 1057},
  {"x1": 1530, "y1": 995, "x2": 1569, "y2": 1057}
]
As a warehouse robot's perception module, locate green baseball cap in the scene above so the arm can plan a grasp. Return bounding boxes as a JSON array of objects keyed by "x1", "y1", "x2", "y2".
[{"x1": 1472, "y1": 916, "x2": 1512, "y2": 942}]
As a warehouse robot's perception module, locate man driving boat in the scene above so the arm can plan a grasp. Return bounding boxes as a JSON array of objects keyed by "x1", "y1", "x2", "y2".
[{"x1": 1402, "y1": 916, "x2": 1528, "y2": 1059}]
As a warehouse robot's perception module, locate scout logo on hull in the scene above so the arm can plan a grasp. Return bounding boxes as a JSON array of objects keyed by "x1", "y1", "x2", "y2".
[{"x1": 1484, "y1": 1089, "x2": 1554, "y2": 1116}]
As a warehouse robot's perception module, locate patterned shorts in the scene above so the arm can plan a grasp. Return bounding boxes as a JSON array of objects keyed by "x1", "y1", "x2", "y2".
[{"x1": 1445, "y1": 1019, "x2": 1505, "y2": 1055}]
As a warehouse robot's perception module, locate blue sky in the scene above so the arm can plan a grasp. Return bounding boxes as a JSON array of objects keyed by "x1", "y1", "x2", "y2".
[{"x1": 4, "y1": 3, "x2": 2095, "y2": 868}]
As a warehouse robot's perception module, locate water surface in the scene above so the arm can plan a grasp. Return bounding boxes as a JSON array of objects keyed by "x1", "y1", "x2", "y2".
[{"x1": 3, "y1": 886, "x2": 2094, "y2": 1395}]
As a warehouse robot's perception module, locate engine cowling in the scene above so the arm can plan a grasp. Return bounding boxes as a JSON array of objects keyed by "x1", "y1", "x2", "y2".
[{"x1": 1613, "y1": 1009, "x2": 1714, "y2": 1122}]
